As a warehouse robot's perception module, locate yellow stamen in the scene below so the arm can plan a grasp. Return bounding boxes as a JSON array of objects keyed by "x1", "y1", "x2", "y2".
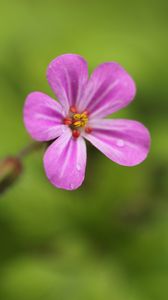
[
  {"x1": 73, "y1": 114, "x2": 81, "y2": 120},
  {"x1": 73, "y1": 121, "x2": 82, "y2": 127},
  {"x1": 80, "y1": 113, "x2": 88, "y2": 119},
  {"x1": 73, "y1": 112, "x2": 88, "y2": 128}
]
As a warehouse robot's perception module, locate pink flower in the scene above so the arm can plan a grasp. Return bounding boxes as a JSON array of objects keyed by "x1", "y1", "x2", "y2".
[{"x1": 23, "y1": 54, "x2": 151, "y2": 190}]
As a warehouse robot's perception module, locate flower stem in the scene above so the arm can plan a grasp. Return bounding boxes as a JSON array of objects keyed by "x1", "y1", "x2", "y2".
[{"x1": 17, "y1": 141, "x2": 45, "y2": 160}]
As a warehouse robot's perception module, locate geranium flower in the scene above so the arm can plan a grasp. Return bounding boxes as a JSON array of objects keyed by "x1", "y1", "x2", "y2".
[{"x1": 23, "y1": 54, "x2": 151, "y2": 190}]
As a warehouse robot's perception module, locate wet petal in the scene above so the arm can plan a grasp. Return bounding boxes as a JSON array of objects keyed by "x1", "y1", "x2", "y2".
[
  {"x1": 43, "y1": 128, "x2": 87, "y2": 190},
  {"x1": 23, "y1": 92, "x2": 66, "y2": 141},
  {"x1": 83, "y1": 119, "x2": 150, "y2": 166},
  {"x1": 78, "y1": 62, "x2": 136, "y2": 118},
  {"x1": 47, "y1": 54, "x2": 88, "y2": 113}
]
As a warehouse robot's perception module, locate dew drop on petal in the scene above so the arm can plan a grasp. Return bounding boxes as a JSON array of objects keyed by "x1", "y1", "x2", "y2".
[
  {"x1": 116, "y1": 139, "x2": 124, "y2": 147},
  {"x1": 70, "y1": 183, "x2": 74, "y2": 189},
  {"x1": 76, "y1": 164, "x2": 81, "y2": 171}
]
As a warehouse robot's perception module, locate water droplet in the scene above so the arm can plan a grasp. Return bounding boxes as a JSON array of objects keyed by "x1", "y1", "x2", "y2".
[
  {"x1": 76, "y1": 164, "x2": 81, "y2": 171},
  {"x1": 116, "y1": 139, "x2": 124, "y2": 147},
  {"x1": 70, "y1": 183, "x2": 74, "y2": 189}
]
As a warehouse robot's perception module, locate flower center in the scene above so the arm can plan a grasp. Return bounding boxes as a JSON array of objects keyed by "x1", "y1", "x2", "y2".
[
  {"x1": 63, "y1": 106, "x2": 92, "y2": 138},
  {"x1": 72, "y1": 112, "x2": 88, "y2": 128}
]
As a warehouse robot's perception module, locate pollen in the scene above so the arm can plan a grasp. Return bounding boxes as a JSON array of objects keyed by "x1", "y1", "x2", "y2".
[{"x1": 73, "y1": 112, "x2": 88, "y2": 128}]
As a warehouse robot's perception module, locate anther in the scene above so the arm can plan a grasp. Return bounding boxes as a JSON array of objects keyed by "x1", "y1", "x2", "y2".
[
  {"x1": 73, "y1": 114, "x2": 81, "y2": 120},
  {"x1": 85, "y1": 127, "x2": 93, "y2": 134},
  {"x1": 72, "y1": 130, "x2": 80, "y2": 138},
  {"x1": 63, "y1": 117, "x2": 72, "y2": 125},
  {"x1": 70, "y1": 106, "x2": 77, "y2": 113},
  {"x1": 73, "y1": 121, "x2": 82, "y2": 127},
  {"x1": 82, "y1": 110, "x2": 89, "y2": 116}
]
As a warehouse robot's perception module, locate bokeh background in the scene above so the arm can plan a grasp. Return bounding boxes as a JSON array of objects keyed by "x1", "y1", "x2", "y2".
[{"x1": 0, "y1": 0, "x2": 168, "y2": 299}]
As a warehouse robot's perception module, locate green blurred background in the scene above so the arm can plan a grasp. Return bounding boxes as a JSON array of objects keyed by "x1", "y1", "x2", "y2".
[{"x1": 0, "y1": 0, "x2": 168, "y2": 299}]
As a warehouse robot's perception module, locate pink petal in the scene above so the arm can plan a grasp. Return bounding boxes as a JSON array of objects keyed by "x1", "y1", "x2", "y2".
[
  {"x1": 78, "y1": 63, "x2": 136, "y2": 118},
  {"x1": 83, "y1": 119, "x2": 151, "y2": 166},
  {"x1": 47, "y1": 54, "x2": 88, "y2": 113},
  {"x1": 23, "y1": 92, "x2": 66, "y2": 141},
  {"x1": 43, "y1": 128, "x2": 87, "y2": 190}
]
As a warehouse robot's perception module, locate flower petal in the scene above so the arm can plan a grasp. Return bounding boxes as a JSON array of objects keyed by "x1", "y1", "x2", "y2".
[
  {"x1": 43, "y1": 128, "x2": 87, "y2": 190},
  {"x1": 47, "y1": 54, "x2": 88, "y2": 113},
  {"x1": 78, "y1": 63, "x2": 136, "y2": 118},
  {"x1": 83, "y1": 119, "x2": 150, "y2": 166},
  {"x1": 23, "y1": 92, "x2": 66, "y2": 141}
]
